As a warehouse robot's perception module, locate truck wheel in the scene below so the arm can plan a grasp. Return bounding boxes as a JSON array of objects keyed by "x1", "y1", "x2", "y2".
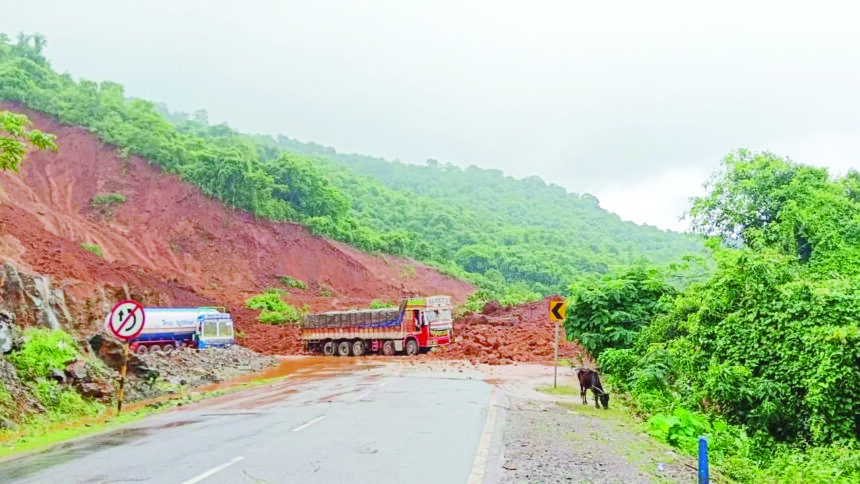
[
  {"x1": 149, "y1": 344, "x2": 162, "y2": 353},
  {"x1": 337, "y1": 340, "x2": 351, "y2": 357},
  {"x1": 381, "y1": 340, "x2": 395, "y2": 356},
  {"x1": 162, "y1": 343, "x2": 175, "y2": 354},
  {"x1": 405, "y1": 339, "x2": 419, "y2": 356},
  {"x1": 135, "y1": 345, "x2": 149, "y2": 355},
  {"x1": 322, "y1": 340, "x2": 335, "y2": 356},
  {"x1": 352, "y1": 340, "x2": 365, "y2": 357}
]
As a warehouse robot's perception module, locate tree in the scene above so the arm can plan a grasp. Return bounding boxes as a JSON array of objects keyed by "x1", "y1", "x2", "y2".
[{"x1": 0, "y1": 111, "x2": 57, "y2": 171}]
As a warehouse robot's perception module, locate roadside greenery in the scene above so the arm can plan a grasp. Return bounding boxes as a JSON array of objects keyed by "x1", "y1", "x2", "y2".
[
  {"x1": 0, "y1": 33, "x2": 702, "y2": 303},
  {"x1": 5, "y1": 329, "x2": 108, "y2": 425},
  {"x1": 566, "y1": 151, "x2": 860, "y2": 483},
  {"x1": 246, "y1": 289, "x2": 304, "y2": 324},
  {"x1": 277, "y1": 275, "x2": 306, "y2": 290}
]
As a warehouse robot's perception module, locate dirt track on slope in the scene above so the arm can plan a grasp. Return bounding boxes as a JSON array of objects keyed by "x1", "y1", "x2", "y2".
[{"x1": 0, "y1": 102, "x2": 473, "y2": 353}]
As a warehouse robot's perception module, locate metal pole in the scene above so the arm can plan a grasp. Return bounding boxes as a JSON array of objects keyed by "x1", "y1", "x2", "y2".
[
  {"x1": 698, "y1": 436, "x2": 709, "y2": 484},
  {"x1": 117, "y1": 342, "x2": 128, "y2": 413},
  {"x1": 553, "y1": 318, "x2": 559, "y2": 389}
]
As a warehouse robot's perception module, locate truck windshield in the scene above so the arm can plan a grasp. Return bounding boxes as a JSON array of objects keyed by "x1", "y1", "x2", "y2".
[
  {"x1": 202, "y1": 321, "x2": 218, "y2": 339},
  {"x1": 424, "y1": 309, "x2": 452, "y2": 323},
  {"x1": 218, "y1": 321, "x2": 234, "y2": 338}
]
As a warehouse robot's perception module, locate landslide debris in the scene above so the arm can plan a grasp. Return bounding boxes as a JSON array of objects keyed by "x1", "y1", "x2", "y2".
[
  {"x1": 430, "y1": 297, "x2": 585, "y2": 365},
  {"x1": 127, "y1": 346, "x2": 278, "y2": 401}
]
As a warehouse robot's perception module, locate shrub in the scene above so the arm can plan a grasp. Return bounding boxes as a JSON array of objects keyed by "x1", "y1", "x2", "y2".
[
  {"x1": 369, "y1": 300, "x2": 393, "y2": 309},
  {"x1": 80, "y1": 242, "x2": 103, "y2": 257},
  {"x1": 7, "y1": 328, "x2": 78, "y2": 379},
  {"x1": 31, "y1": 379, "x2": 103, "y2": 422},
  {"x1": 90, "y1": 193, "x2": 126, "y2": 208},
  {"x1": 246, "y1": 289, "x2": 303, "y2": 324},
  {"x1": 278, "y1": 275, "x2": 306, "y2": 290}
]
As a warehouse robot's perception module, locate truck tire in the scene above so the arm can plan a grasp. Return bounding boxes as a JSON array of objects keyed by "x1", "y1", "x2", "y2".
[
  {"x1": 381, "y1": 340, "x2": 395, "y2": 356},
  {"x1": 337, "y1": 340, "x2": 351, "y2": 357},
  {"x1": 135, "y1": 344, "x2": 149, "y2": 355},
  {"x1": 322, "y1": 340, "x2": 335, "y2": 356},
  {"x1": 405, "y1": 339, "x2": 419, "y2": 356},
  {"x1": 149, "y1": 344, "x2": 162, "y2": 353},
  {"x1": 162, "y1": 343, "x2": 175, "y2": 354},
  {"x1": 352, "y1": 340, "x2": 365, "y2": 357}
]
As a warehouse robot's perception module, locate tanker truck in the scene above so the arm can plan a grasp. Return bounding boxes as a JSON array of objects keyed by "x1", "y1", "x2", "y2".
[
  {"x1": 105, "y1": 307, "x2": 236, "y2": 355},
  {"x1": 301, "y1": 296, "x2": 453, "y2": 356}
]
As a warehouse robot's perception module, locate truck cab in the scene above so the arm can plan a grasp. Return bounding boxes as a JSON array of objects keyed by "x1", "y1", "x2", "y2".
[{"x1": 196, "y1": 313, "x2": 235, "y2": 349}]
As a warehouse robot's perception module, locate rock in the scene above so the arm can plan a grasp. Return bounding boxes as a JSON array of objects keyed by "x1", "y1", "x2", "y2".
[
  {"x1": 481, "y1": 300, "x2": 503, "y2": 315},
  {"x1": 77, "y1": 380, "x2": 114, "y2": 402},
  {"x1": 0, "y1": 417, "x2": 18, "y2": 431},
  {"x1": 0, "y1": 310, "x2": 18, "y2": 354},
  {"x1": 49, "y1": 368, "x2": 67, "y2": 383},
  {"x1": 65, "y1": 359, "x2": 89, "y2": 381}
]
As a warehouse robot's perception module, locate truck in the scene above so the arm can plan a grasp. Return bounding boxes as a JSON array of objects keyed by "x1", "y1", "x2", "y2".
[
  {"x1": 105, "y1": 307, "x2": 236, "y2": 355},
  {"x1": 301, "y1": 296, "x2": 454, "y2": 356}
]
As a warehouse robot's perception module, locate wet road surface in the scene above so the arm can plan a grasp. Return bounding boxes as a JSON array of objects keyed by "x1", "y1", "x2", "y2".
[{"x1": 0, "y1": 359, "x2": 496, "y2": 484}]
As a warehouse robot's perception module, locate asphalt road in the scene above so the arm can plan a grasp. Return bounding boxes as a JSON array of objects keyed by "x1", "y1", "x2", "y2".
[{"x1": 0, "y1": 361, "x2": 502, "y2": 484}]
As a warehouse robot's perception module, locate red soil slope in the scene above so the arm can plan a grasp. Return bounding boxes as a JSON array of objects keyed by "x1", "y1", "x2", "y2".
[
  {"x1": 0, "y1": 103, "x2": 474, "y2": 353},
  {"x1": 429, "y1": 297, "x2": 585, "y2": 365}
]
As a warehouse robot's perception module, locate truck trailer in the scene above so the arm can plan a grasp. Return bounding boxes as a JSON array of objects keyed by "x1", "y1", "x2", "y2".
[
  {"x1": 301, "y1": 296, "x2": 454, "y2": 356},
  {"x1": 104, "y1": 307, "x2": 236, "y2": 354}
]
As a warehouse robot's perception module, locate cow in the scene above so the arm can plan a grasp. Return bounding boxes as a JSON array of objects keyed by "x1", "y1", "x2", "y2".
[{"x1": 576, "y1": 368, "x2": 610, "y2": 409}]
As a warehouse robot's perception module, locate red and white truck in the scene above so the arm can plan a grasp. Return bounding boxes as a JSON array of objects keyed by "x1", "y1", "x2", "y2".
[{"x1": 301, "y1": 296, "x2": 454, "y2": 356}]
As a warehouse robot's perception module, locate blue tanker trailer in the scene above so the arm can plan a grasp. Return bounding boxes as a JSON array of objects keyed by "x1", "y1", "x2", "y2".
[{"x1": 112, "y1": 307, "x2": 236, "y2": 354}]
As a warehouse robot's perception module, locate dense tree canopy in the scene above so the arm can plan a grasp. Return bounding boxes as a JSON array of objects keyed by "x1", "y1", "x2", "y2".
[
  {"x1": 0, "y1": 110, "x2": 56, "y2": 171},
  {"x1": 0, "y1": 32, "x2": 702, "y2": 303},
  {"x1": 568, "y1": 151, "x2": 860, "y2": 482}
]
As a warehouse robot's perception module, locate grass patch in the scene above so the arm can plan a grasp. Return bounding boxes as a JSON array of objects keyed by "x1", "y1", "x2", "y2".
[
  {"x1": 277, "y1": 275, "x2": 306, "y2": 290},
  {"x1": 90, "y1": 193, "x2": 126, "y2": 209},
  {"x1": 537, "y1": 384, "x2": 579, "y2": 396},
  {"x1": 369, "y1": 299, "x2": 393, "y2": 309},
  {"x1": 80, "y1": 242, "x2": 103, "y2": 257},
  {"x1": 7, "y1": 328, "x2": 79, "y2": 380}
]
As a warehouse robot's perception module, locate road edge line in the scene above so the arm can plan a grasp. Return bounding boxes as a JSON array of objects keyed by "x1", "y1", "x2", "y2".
[
  {"x1": 467, "y1": 387, "x2": 498, "y2": 484},
  {"x1": 292, "y1": 415, "x2": 326, "y2": 432}
]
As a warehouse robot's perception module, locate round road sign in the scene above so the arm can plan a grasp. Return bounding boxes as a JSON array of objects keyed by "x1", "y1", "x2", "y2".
[{"x1": 107, "y1": 299, "x2": 146, "y2": 341}]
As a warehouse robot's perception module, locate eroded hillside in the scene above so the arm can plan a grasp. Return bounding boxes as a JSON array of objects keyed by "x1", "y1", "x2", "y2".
[{"x1": 0, "y1": 103, "x2": 473, "y2": 353}]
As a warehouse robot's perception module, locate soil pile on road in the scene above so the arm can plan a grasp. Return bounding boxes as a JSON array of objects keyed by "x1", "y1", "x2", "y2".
[
  {"x1": 128, "y1": 346, "x2": 279, "y2": 401},
  {"x1": 0, "y1": 102, "x2": 474, "y2": 354},
  {"x1": 430, "y1": 297, "x2": 584, "y2": 365}
]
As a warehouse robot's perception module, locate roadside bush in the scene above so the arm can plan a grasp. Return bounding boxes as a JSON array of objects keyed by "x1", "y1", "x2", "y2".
[
  {"x1": 7, "y1": 328, "x2": 78, "y2": 379},
  {"x1": 30, "y1": 379, "x2": 103, "y2": 422},
  {"x1": 246, "y1": 289, "x2": 303, "y2": 324}
]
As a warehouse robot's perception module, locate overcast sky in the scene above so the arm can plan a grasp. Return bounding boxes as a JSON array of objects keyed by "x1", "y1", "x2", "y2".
[{"x1": 3, "y1": 1, "x2": 859, "y2": 231}]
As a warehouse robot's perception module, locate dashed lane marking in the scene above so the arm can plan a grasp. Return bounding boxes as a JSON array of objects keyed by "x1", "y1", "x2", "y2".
[
  {"x1": 292, "y1": 415, "x2": 325, "y2": 432},
  {"x1": 181, "y1": 456, "x2": 245, "y2": 484}
]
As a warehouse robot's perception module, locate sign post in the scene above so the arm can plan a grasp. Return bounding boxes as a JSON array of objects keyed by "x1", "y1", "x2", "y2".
[
  {"x1": 548, "y1": 298, "x2": 567, "y2": 389},
  {"x1": 106, "y1": 299, "x2": 146, "y2": 414}
]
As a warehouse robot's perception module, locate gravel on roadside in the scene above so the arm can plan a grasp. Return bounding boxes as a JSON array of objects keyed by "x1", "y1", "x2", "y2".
[{"x1": 500, "y1": 396, "x2": 697, "y2": 483}]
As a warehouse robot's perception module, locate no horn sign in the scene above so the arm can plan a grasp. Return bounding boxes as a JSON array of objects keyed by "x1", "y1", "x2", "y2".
[{"x1": 107, "y1": 299, "x2": 146, "y2": 341}]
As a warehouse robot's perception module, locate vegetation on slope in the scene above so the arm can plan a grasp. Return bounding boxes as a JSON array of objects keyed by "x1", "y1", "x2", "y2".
[
  {"x1": 566, "y1": 150, "x2": 860, "y2": 482},
  {"x1": 0, "y1": 33, "x2": 702, "y2": 303}
]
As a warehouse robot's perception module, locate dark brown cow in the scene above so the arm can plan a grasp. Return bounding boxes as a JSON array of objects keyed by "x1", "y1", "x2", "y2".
[{"x1": 576, "y1": 368, "x2": 609, "y2": 409}]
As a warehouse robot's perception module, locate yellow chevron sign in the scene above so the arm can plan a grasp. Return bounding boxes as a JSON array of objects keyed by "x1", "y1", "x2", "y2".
[{"x1": 549, "y1": 299, "x2": 567, "y2": 321}]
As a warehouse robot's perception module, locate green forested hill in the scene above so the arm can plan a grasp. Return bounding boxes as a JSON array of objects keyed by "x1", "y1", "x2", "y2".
[{"x1": 0, "y1": 33, "x2": 702, "y2": 302}]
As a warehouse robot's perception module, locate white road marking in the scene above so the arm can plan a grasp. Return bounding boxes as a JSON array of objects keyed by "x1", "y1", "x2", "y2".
[
  {"x1": 181, "y1": 456, "x2": 245, "y2": 484},
  {"x1": 350, "y1": 391, "x2": 372, "y2": 402},
  {"x1": 467, "y1": 388, "x2": 499, "y2": 484},
  {"x1": 378, "y1": 379, "x2": 391, "y2": 388},
  {"x1": 292, "y1": 415, "x2": 326, "y2": 432}
]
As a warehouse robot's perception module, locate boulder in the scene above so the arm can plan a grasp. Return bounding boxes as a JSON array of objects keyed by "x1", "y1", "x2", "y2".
[
  {"x1": 481, "y1": 300, "x2": 503, "y2": 315},
  {"x1": 65, "y1": 359, "x2": 89, "y2": 381},
  {"x1": 77, "y1": 380, "x2": 114, "y2": 402}
]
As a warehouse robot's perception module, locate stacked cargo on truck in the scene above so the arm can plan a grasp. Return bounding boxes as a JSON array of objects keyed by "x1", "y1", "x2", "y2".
[{"x1": 301, "y1": 295, "x2": 454, "y2": 357}]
